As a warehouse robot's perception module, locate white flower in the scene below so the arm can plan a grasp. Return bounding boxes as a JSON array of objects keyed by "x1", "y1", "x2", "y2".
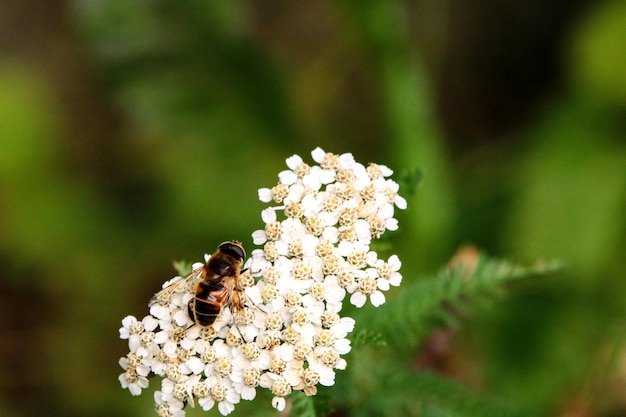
[
  {"x1": 306, "y1": 356, "x2": 338, "y2": 387},
  {"x1": 118, "y1": 148, "x2": 405, "y2": 416},
  {"x1": 119, "y1": 315, "x2": 149, "y2": 354},
  {"x1": 118, "y1": 356, "x2": 150, "y2": 395},
  {"x1": 348, "y1": 267, "x2": 386, "y2": 307},
  {"x1": 155, "y1": 390, "x2": 186, "y2": 417},
  {"x1": 195, "y1": 376, "x2": 240, "y2": 415}
]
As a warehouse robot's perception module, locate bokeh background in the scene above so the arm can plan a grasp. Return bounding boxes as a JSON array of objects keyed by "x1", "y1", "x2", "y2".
[{"x1": 1, "y1": 1, "x2": 625, "y2": 416}]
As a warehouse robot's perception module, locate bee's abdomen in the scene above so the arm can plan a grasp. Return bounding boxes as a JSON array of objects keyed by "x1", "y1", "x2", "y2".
[
  {"x1": 190, "y1": 280, "x2": 227, "y2": 326},
  {"x1": 188, "y1": 298, "x2": 221, "y2": 326}
]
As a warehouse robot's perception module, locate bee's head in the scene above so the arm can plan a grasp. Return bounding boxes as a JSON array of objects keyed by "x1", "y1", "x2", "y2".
[{"x1": 217, "y1": 241, "x2": 246, "y2": 261}]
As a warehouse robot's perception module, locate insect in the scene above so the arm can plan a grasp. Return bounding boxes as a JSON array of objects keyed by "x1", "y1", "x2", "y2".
[{"x1": 150, "y1": 241, "x2": 248, "y2": 326}]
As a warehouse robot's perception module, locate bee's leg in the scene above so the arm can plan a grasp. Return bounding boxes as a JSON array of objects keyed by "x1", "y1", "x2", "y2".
[
  {"x1": 228, "y1": 303, "x2": 247, "y2": 343},
  {"x1": 240, "y1": 289, "x2": 267, "y2": 314}
]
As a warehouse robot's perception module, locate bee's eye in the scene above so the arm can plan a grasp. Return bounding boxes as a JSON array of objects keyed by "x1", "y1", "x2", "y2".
[{"x1": 218, "y1": 241, "x2": 246, "y2": 261}]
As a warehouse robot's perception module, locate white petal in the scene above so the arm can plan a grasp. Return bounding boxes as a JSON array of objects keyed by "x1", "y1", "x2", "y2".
[
  {"x1": 218, "y1": 401, "x2": 235, "y2": 416},
  {"x1": 334, "y1": 338, "x2": 352, "y2": 354},
  {"x1": 339, "y1": 317, "x2": 355, "y2": 332},
  {"x1": 302, "y1": 171, "x2": 322, "y2": 190},
  {"x1": 241, "y1": 386, "x2": 257, "y2": 400},
  {"x1": 353, "y1": 168, "x2": 370, "y2": 189},
  {"x1": 118, "y1": 356, "x2": 129, "y2": 369},
  {"x1": 128, "y1": 382, "x2": 143, "y2": 396},
  {"x1": 378, "y1": 279, "x2": 390, "y2": 291},
  {"x1": 322, "y1": 226, "x2": 339, "y2": 242},
  {"x1": 258, "y1": 188, "x2": 272, "y2": 203},
  {"x1": 311, "y1": 147, "x2": 326, "y2": 163},
  {"x1": 278, "y1": 170, "x2": 297, "y2": 185},
  {"x1": 285, "y1": 154, "x2": 303, "y2": 170},
  {"x1": 121, "y1": 315, "x2": 137, "y2": 328},
  {"x1": 174, "y1": 310, "x2": 192, "y2": 327},
  {"x1": 324, "y1": 283, "x2": 346, "y2": 305},
  {"x1": 199, "y1": 396, "x2": 215, "y2": 411},
  {"x1": 261, "y1": 207, "x2": 277, "y2": 223},
  {"x1": 252, "y1": 229, "x2": 267, "y2": 245},
  {"x1": 244, "y1": 285, "x2": 262, "y2": 305},
  {"x1": 350, "y1": 292, "x2": 367, "y2": 308},
  {"x1": 379, "y1": 165, "x2": 393, "y2": 176},
  {"x1": 136, "y1": 345, "x2": 152, "y2": 358},
  {"x1": 318, "y1": 169, "x2": 336, "y2": 184},
  {"x1": 301, "y1": 235, "x2": 319, "y2": 257},
  {"x1": 354, "y1": 220, "x2": 372, "y2": 243},
  {"x1": 370, "y1": 291, "x2": 386, "y2": 307},
  {"x1": 129, "y1": 335, "x2": 141, "y2": 352},
  {"x1": 337, "y1": 241, "x2": 354, "y2": 257},
  {"x1": 286, "y1": 183, "x2": 305, "y2": 204},
  {"x1": 389, "y1": 272, "x2": 402, "y2": 286},
  {"x1": 137, "y1": 377, "x2": 149, "y2": 389},
  {"x1": 319, "y1": 372, "x2": 336, "y2": 386},
  {"x1": 259, "y1": 373, "x2": 274, "y2": 389},
  {"x1": 163, "y1": 340, "x2": 178, "y2": 356},
  {"x1": 150, "y1": 304, "x2": 171, "y2": 320},
  {"x1": 366, "y1": 251, "x2": 378, "y2": 266},
  {"x1": 142, "y1": 315, "x2": 159, "y2": 331},
  {"x1": 226, "y1": 389, "x2": 240, "y2": 405},
  {"x1": 274, "y1": 240, "x2": 289, "y2": 256},
  {"x1": 395, "y1": 195, "x2": 407, "y2": 209},
  {"x1": 374, "y1": 191, "x2": 388, "y2": 207},
  {"x1": 366, "y1": 268, "x2": 378, "y2": 279},
  {"x1": 128, "y1": 377, "x2": 148, "y2": 395},
  {"x1": 118, "y1": 373, "x2": 129, "y2": 388},
  {"x1": 154, "y1": 330, "x2": 169, "y2": 344},
  {"x1": 186, "y1": 357, "x2": 204, "y2": 374},
  {"x1": 385, "y1": 218, "x2": 399, "y2": 231},
  {"x1": 272, "y1": 396, "x2": 286, "y2": 411},
  {"x1": 180, "y1": 337, "x2": 196, "y2": 351},
  {"x1": 212, "y1": 339, "x2": 230, "y2": 355},
  {"x1": 388, "y1": 255, "x2": 401, "y2": 269},
  {"x1": 378, "y1": 203, "x2": 395, "y2": 219},
  {"x1": 338, "y1": 152, "x2": 355, "y2": 168},
  {"x1": 136, "y1": 364, "x2": 151, "y2": 376},
  {"x1": 301, "y1": 193, "x2": 320, "y2": 213},
  {"x1": 319, "y1": 212, "x2": 338, "y2": 226}
]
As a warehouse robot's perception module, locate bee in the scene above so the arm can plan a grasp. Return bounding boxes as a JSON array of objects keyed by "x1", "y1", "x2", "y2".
[{"x1": 150, "y1": 241, "x2": 247, "y2": 326}]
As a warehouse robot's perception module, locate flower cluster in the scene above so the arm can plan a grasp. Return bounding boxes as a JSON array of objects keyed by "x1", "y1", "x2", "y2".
[{"x1": 118, "y1": 148, "x2": 406, "y2": 416}]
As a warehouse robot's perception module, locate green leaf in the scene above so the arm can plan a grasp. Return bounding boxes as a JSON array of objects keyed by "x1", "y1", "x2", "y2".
[
  {"x1": 355, "y1": 249, "x2": 562, "y2": 349},
  {"x1": 395, "y1": 372, "x2": 533, "y2": 417},
  {"x1": 173, "y1": 260, "x2": 195, "y2": 276},
  {"x1": 290, "y1": 391, "x2": 317, "y2": 417}
]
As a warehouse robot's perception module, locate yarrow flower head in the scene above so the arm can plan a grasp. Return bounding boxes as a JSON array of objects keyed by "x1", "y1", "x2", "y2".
[{"x1": 118, "y1": 148, "x2": 406, "y2": 415}]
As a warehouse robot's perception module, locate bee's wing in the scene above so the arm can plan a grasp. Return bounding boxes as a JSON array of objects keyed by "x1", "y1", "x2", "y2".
[{"x1": 149, "y1": 267, "x2": 204, "y2": 306}]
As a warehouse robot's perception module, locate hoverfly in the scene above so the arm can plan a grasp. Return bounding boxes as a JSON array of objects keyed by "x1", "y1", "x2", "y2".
[{"x1": 150, "y1": 241, "x2": 247, "y2": 326}]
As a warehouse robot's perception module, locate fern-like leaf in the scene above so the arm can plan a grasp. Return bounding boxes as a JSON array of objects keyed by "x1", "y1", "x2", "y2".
[
  {"x1": 289, "y1": 391, "x2": 317, "y2": 417},
  {"x1": 356, "y1": 248, "x2": 562, "y2": 349}
]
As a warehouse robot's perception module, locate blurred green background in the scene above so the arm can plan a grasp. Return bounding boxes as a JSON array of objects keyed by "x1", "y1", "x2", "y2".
[{"x1": 1, "y1": 1, "x2": 625, "y2": 417}]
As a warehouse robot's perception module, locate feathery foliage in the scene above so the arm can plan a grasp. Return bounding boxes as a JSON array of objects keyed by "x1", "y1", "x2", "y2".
[
  {"x1": 297, "y1": 248, "x2": 563, "y2": 417},
  {"x1": 289, "y1": 392, "x2": 317, "y2": 417},
  {"x1": 356, "y1": 248, "x2": 563, "y2": 350}
]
